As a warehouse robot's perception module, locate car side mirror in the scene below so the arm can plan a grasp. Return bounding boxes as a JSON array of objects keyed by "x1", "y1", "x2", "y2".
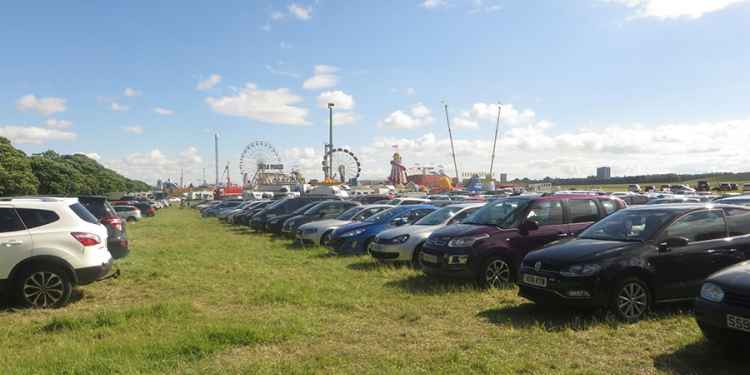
[
  {"x1": 519, "y1": 219, "x2": 539, "y2": 235},
  {"x1": 391, "y1": 217, "x2": 407, "y2": 226},
  {"x1": 659, "y1": 237, "x2": 689, "y2": 252}
]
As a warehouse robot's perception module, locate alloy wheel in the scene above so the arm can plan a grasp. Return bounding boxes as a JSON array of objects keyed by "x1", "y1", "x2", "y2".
[
  {"x1": 321, "y1": 232, "x2": 332, "y2": 246},
  {"x1": 617, "y1": 282, "x2": 648, "y2": 321},
  {"x1": 23, "y1": 271, "x2": 65, "y2": 308},
  {"x1": 485, "y1": 259, "x2": 511, "y2": 288}
]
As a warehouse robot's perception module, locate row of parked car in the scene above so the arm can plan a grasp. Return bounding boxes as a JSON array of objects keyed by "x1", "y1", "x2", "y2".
[
  {"x1": 200, "y1": 192, "x2": 750, "y2": 347},
  {"x1": 0, "y1": 195, "x2": 165, "y2": 308}
]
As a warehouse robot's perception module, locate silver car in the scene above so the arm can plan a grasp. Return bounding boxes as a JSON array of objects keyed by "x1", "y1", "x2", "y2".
[
  {"x1": 296, "y1": 204, "x2": 392, "y2": 245},
  {"x1": 113, "y1": 205, "x2": 142, "y2": 222},
  {"x1": 369, "y1": 203, "x2": 484, "y2": 266}
]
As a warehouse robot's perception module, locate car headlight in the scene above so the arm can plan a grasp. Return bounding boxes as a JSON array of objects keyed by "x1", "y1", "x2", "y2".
[
  {"x1": 341, "y1": 228, "x2": 367, "y2": 238},
  {"x1": 383, "y1": 234, "x2": 410, "y2": 244},
  {"x1": 448, "y1": 233, "x2": 489, "y2": 248},
  {"x1": 700, "y1": 282, "x2": 724, "y2": 303},
  {"x1": 560, "y1": 264, "x2": 602, "y2": 277}
]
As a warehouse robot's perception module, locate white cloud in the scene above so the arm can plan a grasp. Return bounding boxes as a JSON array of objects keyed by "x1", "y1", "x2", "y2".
[
  {"x1": 206, "y1": 83, "x2": 309, "y2": 125},
  {"x1": 45, "y1": 118, "x2": 73, "y2": 130},
  {"x1": 421, "y1": 0, "x2": 448, "y2": 9},
  {"x1": 154, "y1": 107, "x2": 175, "y2": 116},
  {"x1": 124, "y1": 87, "x2": 140, "y2": 97},
  {"x1": 603, "y1": 0, "x2": 749, "y2": 19},
  {"x1": 16, "y1": 94, "x2": 66, "y2": 116},
  {"x1": 196, "y1": 74, "x2": 222, "y2": 91},
  {"x1": 124, "y1": 125, "x2": 144, "y2": 134},
  {"x1": 271, "y1": 11, "x2": 286, "y2": 20},
  {"x1": 265, "y1": 64, "x2": 300, "y2": 78},
  {"x1": 75, "y1": 152, "x2": 101, "y2": 161},
  {"x1": 379, "y1": 103, "x2": 434, "y2": 129},
  {"x1": 106, "y1": 146, "x2": 204, "y2": 184},
  {"x1": 288, "y1": 3, "x2": 312, "y2": 20},
  {"x1": 332, "y1": 112, "x2": 357, "y2": 126},
  {"x1": 111, "y1": 102, "x2": 129, "y2": 112},
  {"x1": 317, "y1": 90, "x2": 354, "y2": 110},
  {"x1": 303, "y1": 65, "x2": 339, "y2": 90},
  {"x1": 406, "y1": 87, "x2": 416, "y2": 96},
  {"x1": 452, "y1": 102, "x2": 536, "y2": 130},
  {"x1": 0, "y1": 125, "x2": 76, "y2": 144}
]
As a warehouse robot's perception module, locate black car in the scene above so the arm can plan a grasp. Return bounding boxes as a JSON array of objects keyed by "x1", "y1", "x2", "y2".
[
  {"x1": 266, "y1": 202, "x2": 321, "y2": 234},
  {"x1": 281, "y1": 200, "x2": 360, "y2": 237},
  {"x1": 78, "y1": 196, "x2": 129, "y2": 259},
  {"x1": 695, "y1": 260, "x2": 750, "y2": 347},
  {"x1": 518, "y1": 204, "x2": 750, "y2": 321},
  {"x1": 234, "y1": 201, "x2": 273, "y2": 226},
  {"x1": 251, "y1": 197, "x2": 336, "y2": 232}
]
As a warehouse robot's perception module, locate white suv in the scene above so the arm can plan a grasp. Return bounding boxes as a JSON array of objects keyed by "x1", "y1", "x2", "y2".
[{"x1": 0, "y1": 197, "x2": 113, "y2": 308}]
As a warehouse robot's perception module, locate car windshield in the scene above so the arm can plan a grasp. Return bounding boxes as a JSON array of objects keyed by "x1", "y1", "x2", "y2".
[
  {"x1": 336, "y1": 206, "x2": 362, "y2": 221},
  {"x1": 716, "y1": 198, "x2": 750, "y2": 206},
  {"x1": 303, "y1": 202, "x2": 330, "y2": 215},
  {"x1": 462, "y1": 198, "x2": 529, "y2": 228},
  {"x1": 293, "y1": 202, "x2": 318, "y2": 215},
  {"x1": 579, "y1": 209, "x2": 678, "y2": 241},
  {"x1": 414, "y1": 206, "x2": 462, "y2": 225},
  {"x1": 364, "y1": 207, "x2": 400, "y2": 223}
]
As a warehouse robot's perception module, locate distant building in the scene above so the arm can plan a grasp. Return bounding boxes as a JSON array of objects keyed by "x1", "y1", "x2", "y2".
[
  {"x1": 500, "y1": 173, "x2": 508, "y2": 184},
  {"x1": 596, "y1": 166, "x2": 611, "y2": 179}
]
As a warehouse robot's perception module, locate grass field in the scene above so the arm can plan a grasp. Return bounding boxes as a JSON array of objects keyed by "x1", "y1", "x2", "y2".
[{"x1": 1, "y1": 208, "x2": 748, "y2": 374}]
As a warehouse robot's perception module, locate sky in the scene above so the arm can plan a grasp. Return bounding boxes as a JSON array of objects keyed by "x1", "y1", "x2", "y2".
[{"x1": 1, "y1": 0, "x2": 749, "y2": 186}]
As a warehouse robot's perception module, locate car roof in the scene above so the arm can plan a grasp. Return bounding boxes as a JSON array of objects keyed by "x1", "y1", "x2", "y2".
[
  {"x1": 0, "y1": 196, "x2": 79, "y2": 204},
  {"x1": 626, "y1": 203, "x2": 740, "y2": 212},
  {"x1": 446, "y1": 202, "x2": 485, "y2": 209}
]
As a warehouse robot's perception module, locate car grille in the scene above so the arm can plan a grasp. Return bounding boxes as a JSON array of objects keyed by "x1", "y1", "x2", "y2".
[
  {"x1": 724, "y1": 290, "x2": 750, "y2": 309},
  {"x1": 426, "y1": 236, "x2": 450, "y2": 247}
]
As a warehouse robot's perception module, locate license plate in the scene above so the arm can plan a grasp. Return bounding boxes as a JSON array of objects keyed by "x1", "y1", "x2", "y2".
[
  {"x1": 727, "y1": 314, "x2": 750, "y2": 333},
  {"x1": 522, "y1": 273, "x2": 548, "y2": 288},
  {"x1": 421, "y1": 253, "x2": 439, "y2": 264}
]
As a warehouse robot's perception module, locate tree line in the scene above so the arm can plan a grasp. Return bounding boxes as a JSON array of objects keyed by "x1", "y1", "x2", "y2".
[
  {"x1": 0, "y1": 136, "x2": 151, "y2": 196},
  {"x1": 519, "y1": 172, "x2": 750, "y2": 186}
]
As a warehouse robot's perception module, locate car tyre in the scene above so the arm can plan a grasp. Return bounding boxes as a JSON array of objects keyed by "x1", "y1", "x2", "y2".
[
  {"x1": 411, "y1": 244, "x2": 424, "y2": 269},
  {"x1": 363, "y1": 238, "x2": 375, "y2": 255},
  {"x1": 15, "y1": 265, "x2": 72, "y2": 309},
  {"x1": 480, "y1": 256, "x2": 513, "y2": 288},
  {"x1": 320, "y1": 231, "x2": 333, "y2": 246},
  {"x1": 611, "y1": 277, "x2": 651, "y2": 322},
  {"x1": 126, "y1": 217, "x2": 136, "y2": 223}
]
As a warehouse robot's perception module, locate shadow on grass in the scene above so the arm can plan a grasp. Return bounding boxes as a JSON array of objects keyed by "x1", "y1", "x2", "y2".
[
  {"x1": 653, "y1": 340, "x2": 750, "y2": 375},
  {"x1": 0, "y1": 289, "x2": 84, "y2": 313},
  {"x1": 479, "y1": 301, "x2": 698, "y2": 332},
  {"x1": 384, "y1": 274, "x2": 476, "y2": 296},
  {"x1": 348, "y1": 260, "x2": 408, "y2": 272}
]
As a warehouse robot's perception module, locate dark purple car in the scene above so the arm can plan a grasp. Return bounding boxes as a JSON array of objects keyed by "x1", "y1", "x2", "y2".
[{"x1": 420, "y1": 194, "x2": 625, "y2": 287}]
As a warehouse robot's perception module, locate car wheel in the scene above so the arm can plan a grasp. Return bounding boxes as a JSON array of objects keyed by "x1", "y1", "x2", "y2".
[
  {"x1": 481, "y1": 257, "x2": 512, "y2": 288},
  {"x1": 320, "y1": 231, "x2": 333, "y2": 246},
  {"x1": 15, "y1": 265, "x2": 72, "y2": 308},
  {"x1": 363, "y1": 238, "x2": 375, "y2": 255},
  {"x1": 127, "y1": 217, "x2": 136, "y2": 223},
  {"x1": 611, "y1": 277, "x2": 651, "y2": 322},
  {"x1": 411, "y1": 244, "x2": 424, "y2": 268}
]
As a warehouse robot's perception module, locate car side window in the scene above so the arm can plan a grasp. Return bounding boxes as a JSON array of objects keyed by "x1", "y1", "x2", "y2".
[
  {"x1": 407, "y1": 209, "x2": 432, "y2": 222},
  {"x1": 17, "y1": 209, "x2": 60, "y2": 229},
  {"x1": 663, "y1": 210, "x2": 727, "y2": 242},
  {"x1": 0, "y1": 207, "x2": 26, "y2": 233},
  {"x1": 601, "y1": 200, "x2": 617, "y2": 215},
  {"x1": 526, "y1": 200, "x2": 564, "y2": 226},
  {"x1": 723, "y1": 208, "x2": 750, "y2": 237},
  {"x1": 567, "y1": 199, "x2": 600, "y2": 223}
]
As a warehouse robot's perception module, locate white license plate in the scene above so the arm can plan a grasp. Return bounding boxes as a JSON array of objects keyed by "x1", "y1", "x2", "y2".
[
  {"x1": 421, "y1": 253, "x2": 439, "y2": 264},
  {"x1": 522, "y1": 273, "x2": 548, "y2": 288},
  {"x1": 726, "y1": 314, "x2": 750, "y2": 333}
]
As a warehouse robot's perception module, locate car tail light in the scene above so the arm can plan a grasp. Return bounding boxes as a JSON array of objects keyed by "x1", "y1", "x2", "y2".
[
  {"x1": 71, "y1": 232, "x2": 101, "y2": 247},
  {"x1": 101, "y1": 216, "x2": 123, "y2": 231}
]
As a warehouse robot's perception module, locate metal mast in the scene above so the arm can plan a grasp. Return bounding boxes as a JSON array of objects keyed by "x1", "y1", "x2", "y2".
[
  {"x1": 443, "y1": 102, "x2": 460, "y2": 184},
  {"x1": 489, "y1": 102, "x2": 502, "y2": 180},
  {"x1": 327, "y1": 103, "x2": 334, "y2": 180},
  {"x1": 214, "y1": 133, "x2": 219, "y2": 186}
]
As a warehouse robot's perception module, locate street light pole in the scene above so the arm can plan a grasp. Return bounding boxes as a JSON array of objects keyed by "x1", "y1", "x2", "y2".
[
  {"x1": 443, "y1": 102, "x2": 460, "y2": 185},
  {"x1": 327, "y1": 102, "x2": 335, "y2": 180},
  {"x1": 489, "y1": 102, "x2": 502, "y2": 180}
]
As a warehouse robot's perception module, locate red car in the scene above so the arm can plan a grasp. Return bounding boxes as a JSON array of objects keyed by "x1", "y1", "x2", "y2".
[{"x1": 420, "y1": 194, "x2": 625, "y2": 288}]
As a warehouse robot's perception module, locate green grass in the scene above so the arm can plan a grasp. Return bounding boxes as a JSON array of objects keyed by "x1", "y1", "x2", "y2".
[{"x1": 1, "y1": 209, "x2": 748, "y2": 374}]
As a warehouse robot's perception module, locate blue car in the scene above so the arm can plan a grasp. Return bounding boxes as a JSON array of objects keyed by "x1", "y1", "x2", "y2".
[{"x1": 328, "y1": 204, "x2": 437, "y2": 255}]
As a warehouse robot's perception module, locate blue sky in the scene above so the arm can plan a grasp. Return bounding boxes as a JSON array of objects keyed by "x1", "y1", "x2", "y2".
[{"x1": 1, "y1": 0, "x2": 749, "y2": 185}]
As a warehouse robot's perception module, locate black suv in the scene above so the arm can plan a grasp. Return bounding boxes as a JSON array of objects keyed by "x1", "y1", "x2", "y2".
[
  {"x1": 519, "y1": 204, "x2": 750, "y2": 321},
  {"x1": 78, "y1": 196, "x2": 129, "y2": 259}
]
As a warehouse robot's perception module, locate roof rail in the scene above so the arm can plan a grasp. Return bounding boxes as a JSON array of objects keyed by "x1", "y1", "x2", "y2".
[{"x1": 0, "y1": 196, "x2": 66, "y2": 202}]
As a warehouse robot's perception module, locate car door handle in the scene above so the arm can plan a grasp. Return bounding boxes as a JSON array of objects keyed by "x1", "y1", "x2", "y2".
[
  {"x1": 557, "y1": 233, "x2": 569, "y2": 238},
  {"x1": 1, "y1": 240, "x2": 24, "y2": 247}
]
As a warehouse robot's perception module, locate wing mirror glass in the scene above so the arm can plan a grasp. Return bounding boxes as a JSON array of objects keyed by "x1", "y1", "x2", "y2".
[
  {"x1": 391, "y1": 217, "x2": 408, "y2": 226},
  {"x1": 519, "y1": 219, "x2": 539, "y2": 235}
]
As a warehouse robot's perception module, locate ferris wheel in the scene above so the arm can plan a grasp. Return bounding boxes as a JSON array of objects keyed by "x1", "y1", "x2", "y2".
[
  {"x1": 239, "y1": 141, "x2": 283, "y2": 187},
  {"x1": 322, "y1": 148, "x2": 361, "y2": 183}
]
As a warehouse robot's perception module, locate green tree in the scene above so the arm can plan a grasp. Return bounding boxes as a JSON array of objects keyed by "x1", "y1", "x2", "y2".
[
  {"x1": 0, "y1": 137, "x2": 39, "y2": 196},
  {"x1": 30, "y1": 151, "x2": 87, "y2": 195}
]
